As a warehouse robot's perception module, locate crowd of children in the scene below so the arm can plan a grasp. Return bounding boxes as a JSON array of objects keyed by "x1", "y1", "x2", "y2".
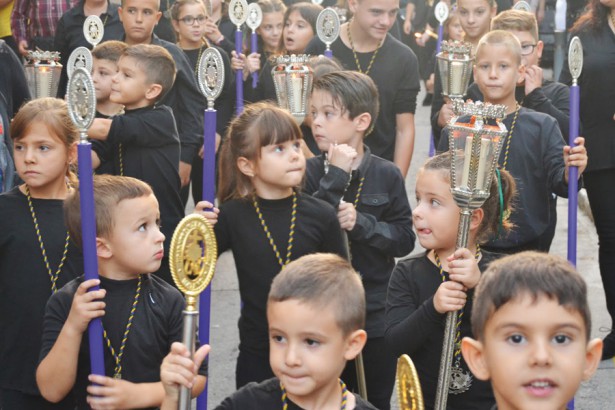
[{"x1": 0, "y1": 0, "x2": 614, "y2": 409}]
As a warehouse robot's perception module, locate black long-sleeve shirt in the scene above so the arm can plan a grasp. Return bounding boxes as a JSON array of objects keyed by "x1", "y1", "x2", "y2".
[{"x1": 304, "y1": 147, "x2": 415, "y2": 337}]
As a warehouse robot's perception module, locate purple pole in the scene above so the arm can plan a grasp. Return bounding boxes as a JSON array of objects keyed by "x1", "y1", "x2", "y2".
[
  {"x1": 429, "y1": 24, "x2": 444, "y2": 157},
  {"x1": 235, "y1": 29, "x2": 244, "y2": 114},
  {"x1": 196, "y1": 109, "x2": 217, "y2": 410},
  {"x1": 77, "y1": 142, "x2": 105, "y2": 377},
  {"x1": 568, "y1": 84, "x2": 579, "y2": 267},
  {"x1": 324, "y1": 48, "x2": 333, "y2": 59},
  {"x1": 251, "y1": 31, "x2": 258, "y2": 88}
]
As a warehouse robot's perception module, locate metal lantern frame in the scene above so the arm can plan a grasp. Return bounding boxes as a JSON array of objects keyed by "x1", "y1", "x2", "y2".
[
  {"x1": 272, "y1": 54, "x2": 313, "y2": 124},
  {"x1": 436, "y1": 41, "x2": 474, "y2": 99},
  {"x1": 24, "y1": 51, "x2": 63, "y2": 99}
]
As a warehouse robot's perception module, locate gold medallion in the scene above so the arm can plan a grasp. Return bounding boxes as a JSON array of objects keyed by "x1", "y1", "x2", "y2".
[
  {"x1": 396, "y1": 354, "x2": 425, "y2": 410},
  {"x1": 169, "y1": 214, "x2": 217, "y2": 302}
]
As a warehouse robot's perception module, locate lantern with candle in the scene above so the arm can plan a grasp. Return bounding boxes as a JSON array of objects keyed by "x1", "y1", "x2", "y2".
[
  {"x1": 436, "y1": 41, "x2": 473, "y2": 99},
  {"x1": 24, "y1": 51, "x2": 63, "y2": 99},
  {"x1": 272, "y1": 54, "x2": 313, "y2": 124}
]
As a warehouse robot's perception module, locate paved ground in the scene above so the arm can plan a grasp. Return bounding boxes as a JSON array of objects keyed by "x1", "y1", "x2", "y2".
[{"x1": 192, "y1": 84, "x2": 615, "y2": 409}]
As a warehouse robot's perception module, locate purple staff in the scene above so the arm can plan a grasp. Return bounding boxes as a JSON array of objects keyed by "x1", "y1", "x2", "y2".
[
  {"x1": 246, "y1": 3, "x2": 263, "y2": 89},
  {"x1": 229, "y1": 0, "x2": 249, "y2": 115},
  {"x1": 430, "y1": 1, "x2": 449, "y2": 157},
  {"x1": 66, "y1": 67, "x2": 106, "y2": 378},
  {"x1": 316, "y1": 8, "x2": 340, "y2": 59},
  {"x1": 196, "y1": 46, "x2": 226, "y2": 410}
]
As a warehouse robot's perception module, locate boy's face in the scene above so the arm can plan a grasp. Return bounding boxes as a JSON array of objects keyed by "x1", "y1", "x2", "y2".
[
  {"x1": 267, "y1": 299, "x2": 365, "y2": 405},
  {"x1": 462, "y1": 294, "x2": 603, "y2": 410},
  {"x1": 119, "y1": 0, "x2": 161, "y2": 45},
  {"x1": 310, "y1": 89, "x2": 366, "y2": 153},
  {"x1": 92, "y1": 57, "x2": 118, "y2": 102},
  {"x1": 99, "y1": 194, "x2": 165, "y2": 279},
  {"x1": 110, "y1": 56, "x2": 155, "y2": 110},
  {"x1": 348, "y1": 0, "x2": 400, "y2": 43},
  {"x1": 473, "y1": 43, "x2": 524, "y2": 105},
  {"x1": 509, "y1": 30, "x2": 543, "y2": 68},
  {"x1": 457, "y1": 0, "x2": 496, "y2": 42}
]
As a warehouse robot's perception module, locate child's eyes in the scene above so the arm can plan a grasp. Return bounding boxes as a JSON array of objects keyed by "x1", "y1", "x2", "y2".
[
  {"x1": 459, "y1": 9, "x2": 468, "y2": 16},
  {"x1": 500, "y1": 64, "x2": 509, "y2": 69},
  {"x1": 274, "y1": 145, "x2": 284, "y2": 153},
  {"x1": 271, "y1": 335, "x2": 285, "y2": 343},
  {"x1": 39, "y1": 145, "x2": 50, "y2": 152},
  {"x1": 430, "y1": 199, "x2": 440, "y2": 207},
  {"x1": 292, "y1": 141, "x2": 301, "y2": 150},
  {"x1": 14, "y1": 144, "x2": 24, "y2": 151},
  {"x1": 552, "y1": 334, "x2": 571, "y2": 344},
  {"x1": 507, "y1": 334, "x2": 526, "y2": 344},
  {"x1": 305, "y1": 338, "x2": 320, "y2": 346}
]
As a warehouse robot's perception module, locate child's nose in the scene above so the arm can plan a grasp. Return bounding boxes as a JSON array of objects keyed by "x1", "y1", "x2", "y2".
[
  {"x1": 529, "y1": 340, "x2": 553, "y2": 367},
  {"x1": 284, "y1": 344, "x2": 301, "y2": 366},
  {"x1": 24, "y1": 147, "x2": 35, "y2": 163}
]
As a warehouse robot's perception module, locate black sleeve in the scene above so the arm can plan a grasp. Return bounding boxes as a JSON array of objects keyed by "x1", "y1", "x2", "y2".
[
  {"x1": 320, "y1": 203, "x2": 350, "y2": 260},
  {"x1": 306, "y1": 162, "x2": 349, "y2": 208},
  {"x1": 394, "y1": 52, "x2": 420, "y2": 115},
  {"x1": 53, "y1": 16, "x2": 70, "y2": 99},
  {"x1": 39, "y1": 283, "x2": 77, "y2": 363},
  {"x1": 107, "y1": 108, "x2": 178, "y2": 147},
  {"x1": 524, "y1": 85, "x2": 570, "y2": 140},
  {"x1": 541, "y1": 117, "x2": 570, "y2": 197},
  {"x1": 430, "y1": 66, "x2": 445, "y2": 138},
  {"x1": 305, "y1": 36, "x2": 326, "y2": 56}
]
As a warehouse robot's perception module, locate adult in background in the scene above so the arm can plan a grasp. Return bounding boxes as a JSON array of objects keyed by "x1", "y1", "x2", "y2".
[{"x1": 560, "y1": 0, "x2": 615, "y2": 361}]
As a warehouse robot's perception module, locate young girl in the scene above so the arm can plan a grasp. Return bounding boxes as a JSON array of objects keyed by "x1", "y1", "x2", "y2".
[
  {"x1": 0, "y1": 98, "x2": 82, "y2": 408},
  {"x1": 194, "y1": 102, "x2": 347, "y2": 388},
  {"x1": 385, "y1": 152, "x2": 515, "y2": 410},
  {"x1": 171, "y1": 0, "x2": 234, "y2": 204},
  {"x1": 256, "y1": 0, "x2": 285, "y2": 65},
  {"x1": 202, "y1": 0, "x2": 236, "y2": 55},
  {"x1": 282, "y1": 2, "x2": 322, "y2": 55}
]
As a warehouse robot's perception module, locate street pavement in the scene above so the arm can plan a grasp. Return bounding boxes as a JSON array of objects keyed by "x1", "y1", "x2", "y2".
[{"x1": 192, "y1": 85, "x2": 615, "y2": 409}]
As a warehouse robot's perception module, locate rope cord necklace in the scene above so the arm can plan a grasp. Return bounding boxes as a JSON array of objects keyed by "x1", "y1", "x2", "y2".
[{"x1": 253, "y1": 191, "x2": 297, "y2": 268}]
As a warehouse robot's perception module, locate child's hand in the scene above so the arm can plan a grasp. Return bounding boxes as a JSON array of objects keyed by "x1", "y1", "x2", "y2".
[
  {"x1": 66, "y1": 279, "x2": 106, "y2": 334},
  {"x1": 524, "y1": 65, "x2": 544, "y2": 95},
  {"x1": 245, "y1": 52, "x2": 261, "y2": 74},
  {"x1": 194, "y1": 201, "x2": 220, "y2": 225},
  {"x1": 86, "y1": 375, "x2": 135, "y2": 410},
  {"x1": 447, "y1": 248, "x2": 481, "y2": 290},
  {"x1": 204, "y1": 19, "x2": 223, "y2": 44},
  {"x1": 160, "y1": 342, "x2": 211, "y2": 402},
  {"x1": 564, "y1": 137, "x2": 588, "y2": 182},
  {"x1": 433, "y1": 281, "x2": 467, "y2": 314},
  {"x1": 437, "y1": 100, "x2": 455, "y2": 127},
  {"x1": 328, "y1": 143, "x2": 357, "y2": 173},
  {"x1": 337, "y1": 201, "x2": 357, "y2": 231}
]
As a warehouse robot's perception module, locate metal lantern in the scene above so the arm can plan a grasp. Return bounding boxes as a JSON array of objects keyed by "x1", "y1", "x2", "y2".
[
  {"x1": 272, "y1": 54, "x2": 313, "y2": 124},
  {"x1": 24, "y1": 51, "x2": 62, "y2": 99},
  {"x1": 436, "y1": 41, "x2": 473, "y2": 99}
]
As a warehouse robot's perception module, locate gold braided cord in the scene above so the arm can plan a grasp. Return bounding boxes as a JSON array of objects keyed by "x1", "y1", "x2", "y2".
[
  {"x1": 118, "y1": 143, "x2": 124, "y2": 176},
  {"x1": 347, "y1": 20, "x2": 383, "y2": 76},
  {"x1": 25, "y1": 185, "x2": 70, "y2": 294},
  {"x1": 103, "y1": 275, "x2": 143, "y2": 379},
  {"x1": 501, "y1": 105, "x2": 520, "y2": 170},
  {"x1": 281, "y1": 379, "x2": 349, "y2": 410},
  {"x1": 253, "y1": 192, "x2": 297, "y2": 268}
]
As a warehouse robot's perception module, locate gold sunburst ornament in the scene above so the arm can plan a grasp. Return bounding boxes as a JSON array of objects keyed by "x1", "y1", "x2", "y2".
[{"x1": 397, "y1": 354, "x2": 425, "y2": 410}]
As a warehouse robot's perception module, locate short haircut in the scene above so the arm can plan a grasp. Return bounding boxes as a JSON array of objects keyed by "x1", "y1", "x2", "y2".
[
  {"x1": 471, "y1": 251, "x2": 592, "y2": 341},
  {"x1": 92, "y1": 40, "x2": 128, "y2": 63},
  {"x1": 476, "y1": 30, "x2": 522, "y2": 65},
  {"x1": 268, "y1": 253, "x2": 366, "y2": 336},
  {"x1": 121, "y1": 0, "x2": 160, "y2": 8},
  {"x1": 312, "y1": 71, "x2": 380, "y2": 133},
  {"x1": 64, "y1": 175, "x2": 153, "y2": 248},
  {"x1": 491, "y1": 9, "x2": 539, "y2": 42},
  {"x1": 121, "y1": 44, "x2": 176, "y2": 100}
]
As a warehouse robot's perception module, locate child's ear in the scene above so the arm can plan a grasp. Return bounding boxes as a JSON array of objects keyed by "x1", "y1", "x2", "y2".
[
  {"x1": 582, "y1": 338, "x2": 603, "y2": 381},
  {"x1": 470, "y1": 208, "x2": 484, "y2": 232},
  {"x1": 96, "y1": 237, "x2": 113, "y2": 259},
  {"x1": 460, "y1": 337, "x2": 491, "y2": 381},
  {"x1": 343, "y1": 329, "x2": 367, "y2": 361},
  {"x1": 536, "y1": 40, "x2": 544, "y2": 61},
  {"x1": 68, "y1": 141, "x2": 78, "y2": 166},
  {"x1": 237, "y1": 156, "x2": 256, "y2": 178},
  {"x1": 145, "y1": 84, "x2": 163, "y2": 101},
  {"x1": 516, "y1": 63, "x2": 526, "y2": 86},
  {"x1": 354, "y1": 112, "x2": 372, "y2": 133}
]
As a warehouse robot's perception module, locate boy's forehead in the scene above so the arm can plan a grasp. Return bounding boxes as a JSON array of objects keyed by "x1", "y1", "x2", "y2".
[
  {"x1": 123, "y1": 0, "x2": 160, "y2": 10},
  {"x1": 475, "y1": 43, "x2": 517, "y2": 62}
]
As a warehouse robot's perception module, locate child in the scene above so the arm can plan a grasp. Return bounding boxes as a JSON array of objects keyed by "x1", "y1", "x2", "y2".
[
  {"x1": 194, "y1": 102, "x2": 347, "y2": 389},
  {"x1": 438, "y1": 30, "x2": 587, "y2": 254},
  {"x1": 256, "y1": 0, "x2": 285, "y2": 65},
  {"x1": 36, "y1": 175, "x2": 207, "y2": 409},
  {"x1": 88, "y1": 44, "x2": 184, "y2": 286},
  {"x1": 385, "y1": 152, "x2": 516, "y2": 410},
  {"x1": 431, "y1": 0, "x2": 498, "y2": 144},
  {"x1": 304, "y1": 71, "x2": 415, "y2": 410},
  {"x1": 461, "y1": 251, "x2": 603, "y2": 410},
  {"x1": 0, "y1": 98, "x2": 83, "y2": 409}
]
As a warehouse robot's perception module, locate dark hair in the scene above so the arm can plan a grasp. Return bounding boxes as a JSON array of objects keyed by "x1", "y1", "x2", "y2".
[
  {"x1": 309, "y1": 55, "x2": 343, "y2": 78},
  {"x1": 64, "y1": 175, "x2": 153, "y2": 248},
  {"x1": 121, "y1": 44, "x2": 176, "y2": 101},
  {"x1": 10, "y1": 98, "x2": 78, "y2": 186},
  {"x1": 282, "y1": 1, "x2": 322, "y2": 51},
  {"x1": 217, "y1": 102, "x2": 303, "y2": 202},
  {"x1": 268, "y1": 253, "x2": 365, "y2": 336},
  {"x1": 312, "y1": 71, "x2": 379, "y2": 133},
  {"x1": 471, "y1": 251, "x2": 592, "y2": 340},
  {"x1": 571, "y1": 0, "x2": 609, "y2": 33},
  {"x1": 121, "y1": 0, "x2": 161, "y2": 7},
  {"x1": 421, "y1": 151, "x2": 516, "y2": 243},
  {"x1": 92, "y1": 40, "x2": 128, "y2": 63}
]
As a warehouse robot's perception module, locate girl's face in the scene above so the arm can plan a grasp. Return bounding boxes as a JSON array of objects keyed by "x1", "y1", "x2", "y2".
[
  {"x1": 173, "y1": 2, "x2": 208, "y2": 46},
  {"x1": 13, "y1": 121, "x2": 76, "y2": 196},
  {"x1": 447, "y1": 17, "x2": 465, "y2": 42},
  {"x1": 283, "y1": 10, "x2": 315, "y2": 54},
  {"x1": 457, "y1": 0, "x2": 496, "y2": 42},
  {"x1": 257, "y1": 11, "x2": 284, "y2": 52},
  {"x1": 412, "y1": 169, "x2": 460, "y2": 253}
]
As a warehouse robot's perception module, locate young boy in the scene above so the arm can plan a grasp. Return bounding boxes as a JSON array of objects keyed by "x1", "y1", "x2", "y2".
[
  {"x1": 438, "y1": 30, "x2": 587, "y2": 254},
  {"x1": 161, "y1": 253, "x2": 376, "y2": 409},
  {"x1": 304, "y1": 71, "x2": 415, "y2": 410},
  {"x1": 88, "y1": 44, "x2": 184, "y2": 286},
  {"x1": 36, "y1": 175, "x2": 207, "y2": 409},
  {"x1": 461, "y1": 251, "x2": 603, "y2": 410}
]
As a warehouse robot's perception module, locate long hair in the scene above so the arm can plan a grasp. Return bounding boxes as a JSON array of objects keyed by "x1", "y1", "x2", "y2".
[{"x1": 571, "y1": 0, "x2": 607, "y2": 33}]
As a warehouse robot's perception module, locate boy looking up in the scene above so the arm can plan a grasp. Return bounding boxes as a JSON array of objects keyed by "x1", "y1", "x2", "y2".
[
  {"x1": 88, "y1": 44, "x2": 184, "y2": 286},
  {"x1": 304, "y1": 71, "x2": 414, "y2": 410},
  {"x1": 438, "y1": 30, "x2": 587, "y2": 254},
  {"x1": 462, "y1": 251, "x2": 603, "y2": 410},
  {"x1": 37, "y1": 175, "x2": 207, "y2": 409},
  {"x1": 117, "y1": 0, "x2": 206, "y2": 188}
]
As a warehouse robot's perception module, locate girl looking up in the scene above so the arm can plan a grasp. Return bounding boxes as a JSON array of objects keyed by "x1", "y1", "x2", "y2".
[
  {"x1": 194, "y1": 102, "x2": 347, "y2": 389},
  {"x1": 386, "y1": 152, "x2": 516, "y2": 410},
  {"x1": 0, "y1": 98, "x2": 83, "y2": 409}
]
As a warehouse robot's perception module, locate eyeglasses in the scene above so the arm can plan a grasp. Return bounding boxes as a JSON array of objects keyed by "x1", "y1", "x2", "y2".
[
  {"x1": 520, "y1": 44, "x2": 537, "y2": 56},
  {"x1": 178, "y1": 15, "x2": 207, "y2": 25}
]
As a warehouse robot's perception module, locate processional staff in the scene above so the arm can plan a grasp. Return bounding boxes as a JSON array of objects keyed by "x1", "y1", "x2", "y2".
[
  {"x1": 316, "y1": 7, "x2": 340, "y2": 59},
  {"x1": 246, "y1": 3, "x2": 263, "y2": 89},
  {"x1": 229, "y1": 0, "x2": 249, "y2": 115}
]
